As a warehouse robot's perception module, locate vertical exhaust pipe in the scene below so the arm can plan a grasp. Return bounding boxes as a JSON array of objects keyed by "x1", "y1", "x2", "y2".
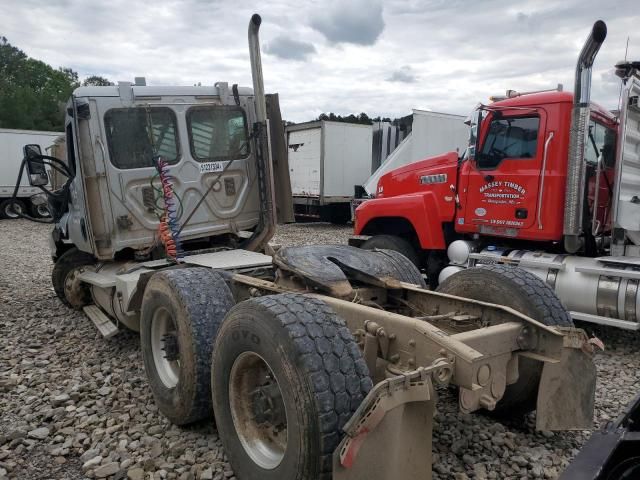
[
  {"x1": 563, "y1": 20, "x2": 607, "y2": 252},
  {"x1": 244, "y1": 13, "x2": 277, "y2": 251},
  {"x1": 249, "y1": 14, "x2": 267, "y2": 124}
]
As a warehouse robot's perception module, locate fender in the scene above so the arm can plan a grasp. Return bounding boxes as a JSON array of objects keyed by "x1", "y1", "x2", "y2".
[{"x1": 354, "y1": 192, "x2": 455, "y2": 249}]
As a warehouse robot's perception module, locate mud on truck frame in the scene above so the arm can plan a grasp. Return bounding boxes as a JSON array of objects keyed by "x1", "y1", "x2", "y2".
[{"x1": 13, "y1": 14, "x2": 599, "y2": 480}]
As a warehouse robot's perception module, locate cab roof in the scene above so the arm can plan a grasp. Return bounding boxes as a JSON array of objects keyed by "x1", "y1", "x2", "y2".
[
  {"x1": 72, "y1": 84, "x2": 254, "y2": 98},
  {"x1": 491, "y1": 90, "x2": 616, "y2": 122}
]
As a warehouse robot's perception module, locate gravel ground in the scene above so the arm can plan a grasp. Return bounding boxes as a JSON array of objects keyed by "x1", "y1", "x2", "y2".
[{"x1": 0, "y1": 219, "x2": 639, "y2": 480}]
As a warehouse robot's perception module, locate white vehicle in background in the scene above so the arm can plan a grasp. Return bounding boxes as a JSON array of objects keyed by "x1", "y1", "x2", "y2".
[
  {"x1": 0, "y1": 128, "x2": 62, "y2": 218},
  {"x1": 351, "y1": 109, "x2": 468, "y2": 218},
  {"x1": 363, "y1": 109, "x2": 468, "y2": 195},
  {"x1": 286, "y1": 120, "x2": 372, "y2": 223}
]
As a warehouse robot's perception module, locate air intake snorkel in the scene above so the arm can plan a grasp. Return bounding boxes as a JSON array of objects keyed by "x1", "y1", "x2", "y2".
[{"x1": 563, "y1": 20, "x2": 607, "y2": 253}]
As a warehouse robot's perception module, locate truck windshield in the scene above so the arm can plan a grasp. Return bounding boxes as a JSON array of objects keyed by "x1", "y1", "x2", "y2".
[
  {"x1": 187, "y1": 106, "x2": 250, "y2": 162},
  {"x1": 104, "y1": 108, "x2": 179, "y2": 169},
  {"x1": 478, "y1": 116, "x2": 539, "y2": 169}
]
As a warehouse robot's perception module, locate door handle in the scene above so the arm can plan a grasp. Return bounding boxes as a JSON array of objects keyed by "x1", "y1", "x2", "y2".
[{"x1": 484, "y1": 175, "x2": 494, "y2": 182}]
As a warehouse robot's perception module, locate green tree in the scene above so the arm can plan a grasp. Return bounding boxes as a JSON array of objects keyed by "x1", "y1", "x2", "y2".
[
  {"x1": 0, "y1": 37, "x2": 79, "y2": 131},
  {"x1": 83, "y1": 75, "x2": 114, "y2": 86}
]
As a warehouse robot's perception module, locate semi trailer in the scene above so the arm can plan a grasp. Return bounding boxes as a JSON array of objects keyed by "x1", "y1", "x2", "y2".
[
  {"x1": 287, "y1": 120, "x2": 372, "y2": 223},
  {"x1": 353, "y1": 21, "x2": 640, "y2": 331},
  {"x1": 12, "y1": 14, "x2": 600, "y2": 480},
  {"x1": 0, "y1": 128, "x2": 61, "y2": 218}
]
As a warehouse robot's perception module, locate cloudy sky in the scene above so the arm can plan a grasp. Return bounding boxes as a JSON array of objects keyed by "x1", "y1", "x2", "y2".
[{"x1": 1, "y1": 0, "x2": 638, "y2": 122}]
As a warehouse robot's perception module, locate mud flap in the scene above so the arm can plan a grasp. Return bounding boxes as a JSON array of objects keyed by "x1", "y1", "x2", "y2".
[
  {"x1": 333, "y1": 364, "x2": 451, "y2": 480},
  {"x1": 536, "y1": 345, "x2": 596, "y2": 431}
]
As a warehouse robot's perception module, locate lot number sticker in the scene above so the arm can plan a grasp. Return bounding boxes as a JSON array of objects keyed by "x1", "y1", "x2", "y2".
[{"x1": 200, "y1": 162, "x2": 224, "y2": 174}]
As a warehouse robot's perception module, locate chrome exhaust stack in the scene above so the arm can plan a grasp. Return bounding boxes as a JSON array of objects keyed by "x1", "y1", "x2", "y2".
[
  {"x1": 244, "y1": 13, "x2": 277, "y2": 251},
  {"x1": 563, "y1": 20, "x2": 607, "y2": 253},
  {"x1": 249, "y1": 14, "x2": 267, "y2": 124}
]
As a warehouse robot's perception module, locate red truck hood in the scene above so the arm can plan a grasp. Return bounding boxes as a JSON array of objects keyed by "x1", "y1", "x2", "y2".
[{"x1": 376, "y1": 151, "x2": 459, "y2": 197}]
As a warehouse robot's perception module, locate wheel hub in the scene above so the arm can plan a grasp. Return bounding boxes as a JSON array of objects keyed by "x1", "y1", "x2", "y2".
[
  {"x1": 161, "y1": 332, "x2": 180, "y2": 361},
  {"x1": 150, "y1": 307, "x2": 180, "y2": 388},
  {"x1": 250, "y1": 380, "x2": 286, "y2": 428},
  {"x1": 63, "y1": 267, "x2": 91, "y2": 308},
  {"x1": 229, "y1": 352, "x2": 288, "y2": 470}
]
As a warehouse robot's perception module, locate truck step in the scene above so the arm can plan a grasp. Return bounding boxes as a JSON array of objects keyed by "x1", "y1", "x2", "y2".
[{"x1": 83, "y1": 305, "x2": 119, "y2": 338}]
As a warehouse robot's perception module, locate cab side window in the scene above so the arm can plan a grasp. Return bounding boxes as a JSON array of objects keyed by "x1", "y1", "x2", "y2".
[
  {"x1": 478, "y1": 116, "x2": 539, "y2": 169},
  {"x1": 585, "y1": 120, "x2": 616, "y2": 168},
  {"x1": 187, "y1": 106, "x2": 250, "y2": 162}
]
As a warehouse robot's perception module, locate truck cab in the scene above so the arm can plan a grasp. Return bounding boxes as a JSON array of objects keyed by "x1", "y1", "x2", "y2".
[
  {"x1": 356, "y1": 89, "x2": 618, "y2": 243},
  {"x1": 52, "y1": 82, "x2": 263, "y2": 261},
  {"x1": 456, "y1": 91, "x2": 616, "y2": 243}
]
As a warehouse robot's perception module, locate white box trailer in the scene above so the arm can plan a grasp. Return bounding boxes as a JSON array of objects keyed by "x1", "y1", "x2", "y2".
[
  {"x1": 363, "y1": 109, "x2": 468, "y2": 195},
  {"x1": 0, "y1": 128, "x2": 62, "y2": 218},
  {"x1": 286, "y1": 121, "x2": 372, "y2": 223}
]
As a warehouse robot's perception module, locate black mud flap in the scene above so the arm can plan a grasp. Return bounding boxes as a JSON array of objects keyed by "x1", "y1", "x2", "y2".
[{"x1": 273, "y1": 245, "x2": 425, "y2": 297}]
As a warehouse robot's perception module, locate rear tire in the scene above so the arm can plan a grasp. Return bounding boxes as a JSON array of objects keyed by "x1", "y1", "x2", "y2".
[
  {"x1": 0, "y1": 199, "x2": 26, "y2": 219},
  {"x1": 31, "y1": 203, "x2": 51, "y2": 218},
  {"x1": 361, "y1": 234, "x2": 420, "y2": 266},
  {"x1": 52, "y1": 247, "x2": 95, "y2": 309},
  {"x1": 140, "y1": 268, "x2": 234, "y2": 425},
  {"x1": 211, "y1": 293, "x2": 372, "y2": 480},
  {"x1": 436, "y1": 264, "x2": 572, "y2": 416}
]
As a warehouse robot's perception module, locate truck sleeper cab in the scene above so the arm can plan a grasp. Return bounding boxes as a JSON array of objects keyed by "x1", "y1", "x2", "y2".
[{"x1": 55, "y1": 82, "x2": 261, "y2": 261}]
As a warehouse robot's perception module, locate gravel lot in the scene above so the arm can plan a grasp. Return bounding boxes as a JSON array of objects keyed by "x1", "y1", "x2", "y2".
[{"x1": 0, "y1": 219, "x2": 638, "y2": 480}]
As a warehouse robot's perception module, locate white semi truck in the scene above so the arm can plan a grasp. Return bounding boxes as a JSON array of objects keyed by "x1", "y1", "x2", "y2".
[{"x1": 0, "y1": 128, "x2": 62, "y2": 218}]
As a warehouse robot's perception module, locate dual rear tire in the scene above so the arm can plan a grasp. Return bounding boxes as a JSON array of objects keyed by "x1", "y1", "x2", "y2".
[
  {"x1": 139, "y1": 263, "x2": 570, "y2": 478},
  {"x1": 140, "y1": 268, "x2": 235, "y2": 425},
  {"x1": 140, "y1": 269, "x2": 372, "y2": 479}
]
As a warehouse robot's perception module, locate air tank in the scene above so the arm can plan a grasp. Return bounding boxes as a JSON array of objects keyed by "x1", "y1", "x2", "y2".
[{"x1": 444, "y1": 241, "x2": 640, "y2": 324}]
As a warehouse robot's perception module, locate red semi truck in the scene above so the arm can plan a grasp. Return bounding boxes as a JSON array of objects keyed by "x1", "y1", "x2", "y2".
[{"x1": 352, "y1": 21, "x2": 640, "y2": 330}]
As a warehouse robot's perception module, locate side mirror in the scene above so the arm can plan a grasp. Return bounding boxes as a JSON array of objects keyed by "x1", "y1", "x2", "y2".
[
  {"x1": 23, "y1": 144, "x2": 48, "y2": 186},
  {"x1": 465, "y1": 108, "x2": 483, "y2": 161}
]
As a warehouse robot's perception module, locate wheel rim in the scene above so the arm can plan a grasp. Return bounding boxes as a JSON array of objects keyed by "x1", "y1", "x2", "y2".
[
  {"x1": 36, "y1": 204, "x2": 50, "y2": 217},
  {"x1": 5, "y1": 202, "x2": 22, "y2": 218},
  {"x1": 150, "y1": 307, "x2": 180, "y2": 388},
  {"x1": 63, "y1": 267, "x2": 91, "y2": 308},
  {"x1": 229, "y1": 352, "x2": 288, "y2": 470}
]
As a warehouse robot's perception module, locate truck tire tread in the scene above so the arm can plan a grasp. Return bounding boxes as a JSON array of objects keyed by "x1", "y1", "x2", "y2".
[
  {"x1": 212, "y1": 293, "x2": 373, "y2": 480},
  {"x1": 437, "y1": 263, "x2": 573, "y2": 416},
  {"x1": 377, "y1": 248, "x2": 427, "y2": 288},
  {"x1": 361, "y1": 234, "x2": 420, "y2": 266},
  {"x1": 51, "y1": 247, "x2": 95, "y2": 309},
  {"x1": 141, "y1": 268, "x2": 234, "y2": 425}
]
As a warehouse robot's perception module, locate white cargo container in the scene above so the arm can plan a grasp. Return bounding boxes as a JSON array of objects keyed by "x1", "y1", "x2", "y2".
[
  {"x1": 0, "y1": 128, "x2": 62, "y2": 218},
  {"x1": 363, "y1": 109, "x2": 468, "y2": 195},
  {"x1": 286, "y1": 121, "x2": 372, "y2": 223}
]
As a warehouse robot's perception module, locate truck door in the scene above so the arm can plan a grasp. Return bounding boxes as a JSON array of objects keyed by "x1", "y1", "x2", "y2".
[{"x1": 460, "y1": 111, "x2": 546, "y2": 236}]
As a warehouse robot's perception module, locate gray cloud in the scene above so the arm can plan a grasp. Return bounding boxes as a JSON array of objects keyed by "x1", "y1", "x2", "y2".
[
  {"x1": 2, "y1": 0, "x2": 640, "y2": 124},
  {"x1": 264, "y1": 35, "x2": 316, "y2": 61},
  {"x1": 387, "y1": 66, "x2": 417, "y2": 83},
  {"x1": 310, "y1": 0, "x2": 385, "y2": 45}
]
